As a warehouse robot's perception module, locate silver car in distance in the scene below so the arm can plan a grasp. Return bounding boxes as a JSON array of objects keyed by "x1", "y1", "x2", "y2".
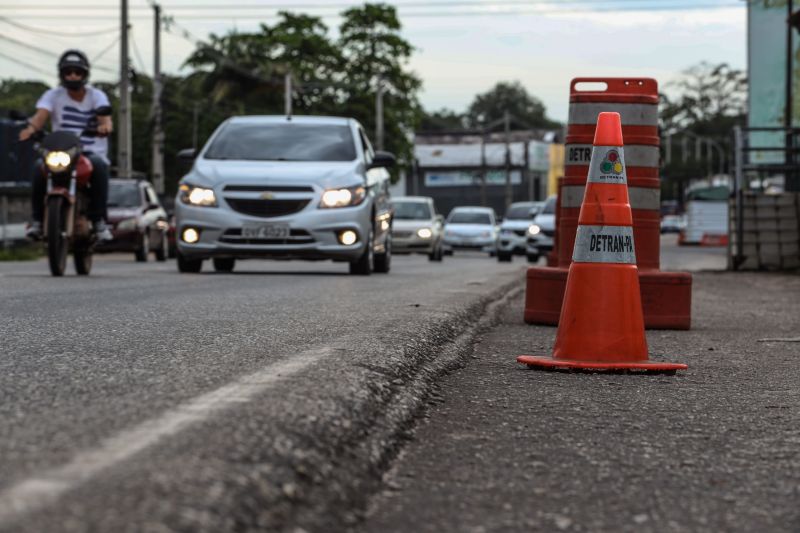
[{"x1": 174, "y1": 116, "x2": 395, "y2": 275}]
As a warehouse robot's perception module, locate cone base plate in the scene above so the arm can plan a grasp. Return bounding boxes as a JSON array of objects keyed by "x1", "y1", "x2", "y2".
[{"x1": 517, "y1": 355, "x2": 687, "y2": 374}]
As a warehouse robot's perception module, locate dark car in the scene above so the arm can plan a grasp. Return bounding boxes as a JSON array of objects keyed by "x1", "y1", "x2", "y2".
[{"x1": 95, "y1": 178, "x2": 170, "y2": 261}]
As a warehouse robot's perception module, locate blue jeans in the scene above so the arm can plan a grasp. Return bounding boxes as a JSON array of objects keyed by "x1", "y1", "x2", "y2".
[{"x1": 31, "y1": 152, "x2": 109, "y2": 223}]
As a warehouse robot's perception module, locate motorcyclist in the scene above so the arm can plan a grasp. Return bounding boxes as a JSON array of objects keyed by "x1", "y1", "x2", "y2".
[{"x1": 19, "y1": 49, "x2": 113, "y2": 241}]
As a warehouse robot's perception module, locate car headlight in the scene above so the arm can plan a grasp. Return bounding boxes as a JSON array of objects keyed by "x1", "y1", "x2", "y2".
[
  {"x1": 528, "y1": 224, "x2": 541, "y2": 236},
  {"x1": 45, "y1": 151, "x2": 72, "y2": 173},
  {"x1": 116, "y1": 217, "x2": 138, "y2": 231},
  {"x1": 417, "y1": 227, "x2": 433, "y2": 239},
  {"x1": 320, "y1": 185, "x2": 366, "y2": 208},
  {"x1": 179, "y1": 184, "x2": 217, "y2": 207}
]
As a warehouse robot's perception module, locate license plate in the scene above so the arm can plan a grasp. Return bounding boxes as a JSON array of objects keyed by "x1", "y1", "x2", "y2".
[{"x1": 242, "y1": 224, "x2": 290, "y2": 239}]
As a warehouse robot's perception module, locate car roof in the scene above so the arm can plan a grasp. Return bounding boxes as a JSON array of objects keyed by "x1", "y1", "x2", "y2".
[
  {"x1": 450, "y1": 206, "x2": 494, "y2": 213},
  {"x1": 391, "y1": 196, "x2": 432, "y2": 203},
  {"x1": 226, "y1": 115, "x2": 354, "y2": 127}
]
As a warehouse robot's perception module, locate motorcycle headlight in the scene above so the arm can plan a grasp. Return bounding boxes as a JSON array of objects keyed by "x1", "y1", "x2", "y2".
[
  {"x1": 320, "y1": 185, "x2": 366, "y2": 208},
  {"x1": 116, "y1": 217, "x2": 138, "y2": 231},
  {"x1": 45, "y1": 151, "x2": 72, "y2": 173},
  {"x1": 417, "y1": 227, "x2": 433, "y2": 239},
  {"x1": 528, "y1": 224, "x2": 541, "y2": 236},
  {"x1": 179, "y1": 183, "x2": 217, "y2": 207}
]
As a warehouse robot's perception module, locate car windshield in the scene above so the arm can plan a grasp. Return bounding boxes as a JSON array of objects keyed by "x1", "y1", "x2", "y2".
[
  {"x1": 541, "y1": 197, "x2": 557, "y2": 215},
  {"x1": 393, "y1": 202, "x2": 432, "y2": 220},
  {"x1": 204, "y1": 123, "x2": 357, "y2": 161},
  {"x1": 108, "y1": 183, "x2": 140, "y2": 207},
  {"x1": 506, "y1": 205, "x2": 536, "y2": 219},
  {"x1": 448, "y1": 212, "x2": 492, "y2": 225}
]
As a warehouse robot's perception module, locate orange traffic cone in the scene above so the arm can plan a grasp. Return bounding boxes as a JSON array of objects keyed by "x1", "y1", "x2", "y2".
[{"x1": 517, "y1": 112, "x2": 687, "y2": 374}]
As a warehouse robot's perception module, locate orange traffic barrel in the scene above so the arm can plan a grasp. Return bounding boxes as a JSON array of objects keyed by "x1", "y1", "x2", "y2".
[
  {"x1": 558, "y1": 78, "x2": 661, "y2": 271},
  {"x1": 518, "y1": 113, "x2": 687, "y2": 373}
]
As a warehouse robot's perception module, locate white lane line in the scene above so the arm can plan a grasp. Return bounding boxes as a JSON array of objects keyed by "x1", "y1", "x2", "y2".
[{"x1": 0, "y1": 346, "x2": 333, "y2": 524}]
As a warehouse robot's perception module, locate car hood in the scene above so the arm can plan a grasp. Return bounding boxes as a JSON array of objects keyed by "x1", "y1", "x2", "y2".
[
  {"x1": 186, "y1": 159, "x2": 365, "y2": 189},
  {"x1": 532, "y1": 214, "x2": 555, "y2": 231},
  {"x1": 394, "y1": 219, "x2": 435, "y2": 231},
  {"x1": 107, "y1": 207, "x2": 140, "y2": 222},
  {"x1": 500, "y1": 219, "x2": 534, "y2": 230}
]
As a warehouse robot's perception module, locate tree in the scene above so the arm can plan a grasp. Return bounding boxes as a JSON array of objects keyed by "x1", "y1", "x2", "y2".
[
  {"x1": 659, "y1": 62, "x2": 747, "y2": 199},
  {"x1": 0, "y1": 80, "x2": 50, "y2": 114},
  {"x1": 418, "y1": 108, "x2": 467, "y2": 132},
  {"x1": 337, "y1": 3, "x2": 422, "y2": 170},
  {"x1": 466, "y1": 81, "x2": 559, "y2": 129},
  {"x1": 660, "y1": 61, "x2": 747, "y2": 135}
]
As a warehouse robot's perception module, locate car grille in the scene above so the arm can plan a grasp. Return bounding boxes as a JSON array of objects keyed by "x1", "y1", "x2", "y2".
[
  {"x1": 223, "y1": 185, "x2": 314, "y2": 193},
  {"x1": 541, "y1": 229, "x2": 555, "y2": 237},
  {"x1": 219, "y1": 228, "x2": 314, "y2": 245},
  {"x1": 393, "y1": 230, "x2": 413, "y2": 238},
  {"x1": 514, "y1": 229, "x2": 527, "y2": 237},
  {"x1": 225, "y1": 198, "x2": 310, "y2": 218}
]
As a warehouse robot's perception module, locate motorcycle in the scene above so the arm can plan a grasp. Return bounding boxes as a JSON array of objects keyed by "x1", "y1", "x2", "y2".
[{"x1": 13, "y1": 107, "x2": 112, "y2": 276}]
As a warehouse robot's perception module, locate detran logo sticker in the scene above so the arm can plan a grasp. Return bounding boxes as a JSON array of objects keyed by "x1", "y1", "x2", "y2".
[{"x1": 600, "y1": 149, "x2": 623, "y2": 175}]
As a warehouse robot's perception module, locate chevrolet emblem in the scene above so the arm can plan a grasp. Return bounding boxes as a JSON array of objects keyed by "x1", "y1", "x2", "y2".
[{"x1": 260, "y1": 191, "x2": 274, "y2": 200}]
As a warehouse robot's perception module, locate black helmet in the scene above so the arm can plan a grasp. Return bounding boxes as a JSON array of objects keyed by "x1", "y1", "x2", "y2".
[{"x1": 58, "y1": 49, "x2": 90, "y2": 90}]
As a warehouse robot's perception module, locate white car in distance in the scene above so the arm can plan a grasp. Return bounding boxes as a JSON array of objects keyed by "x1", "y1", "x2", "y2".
[{"x1": 443, "y1": 206, "x2": 498, "y2": 256}]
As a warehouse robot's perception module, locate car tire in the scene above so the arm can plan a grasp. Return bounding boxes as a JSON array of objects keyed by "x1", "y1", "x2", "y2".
[
  {"x1": 526, "y1": 253, "x2": 540, "y2": 263},
  {"x1": 497, "y1": 251, "x2": 512, "y2": 262},
  {"x1": 213, "y1": 257, "x2": 235, "y2": 273},
  {"x1": 135, "y1": 233, "x2": 149, "y2": 262},
  {"x1": 154, "y1": 231, "x2": 168, "y2": 262},
  {"x1": 374, "y1": 232, "x2": 391, "y2": 274},
  {"x1": 349, "y1": 229, "x2": 373, "y2": 275},
  {"x1": 177, "y1": 250, "x2": 203, "y2": 273}
]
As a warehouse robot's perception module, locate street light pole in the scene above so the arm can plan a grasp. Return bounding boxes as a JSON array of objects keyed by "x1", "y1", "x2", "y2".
[
  {"x1": 118, "y1": 0, "x2": 132, "y2": 178},
  {"x1": 151, "y1": 2, "x2": 165, "y2": 194}
]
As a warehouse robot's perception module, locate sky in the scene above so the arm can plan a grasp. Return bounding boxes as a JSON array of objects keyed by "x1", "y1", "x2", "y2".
[{"x1": 0, "y1": 0, "x2": 747, "y2": 123}]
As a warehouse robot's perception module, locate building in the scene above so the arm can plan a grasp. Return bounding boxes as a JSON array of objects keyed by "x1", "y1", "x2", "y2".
[{"x1": 407, "y1": 130, "x2": 559, "y2": 217}]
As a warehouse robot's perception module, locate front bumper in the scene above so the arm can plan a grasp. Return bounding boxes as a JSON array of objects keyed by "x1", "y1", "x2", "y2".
[
  {"x1": 443, "y1": 235, "x2": 496, "y2": 252},
  {"x1": 393, "y1": 230, "x2": 435, "y2": 254},
  {"x1": 497, "y1": 232, "x2": 528, "y2": 254},
  {"x1": 526, "y1": 233, "x2": 554, "y2": 255},
  {"x1": 175, "y1": 200, "x2": 372, "y2": 261}
]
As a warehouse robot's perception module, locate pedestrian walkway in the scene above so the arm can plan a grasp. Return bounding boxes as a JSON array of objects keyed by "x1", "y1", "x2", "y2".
[{"x1": 359, "y1": 270, "x2": 800, "y2": 532}]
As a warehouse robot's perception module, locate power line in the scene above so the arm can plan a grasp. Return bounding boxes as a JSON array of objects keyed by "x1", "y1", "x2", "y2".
[
  {"x1": 130, "y1": 31, "x2": 148, "y2": 76},
  {"x1": 0, "y1": 0, "x2": 743, "y2": 9},
  {"x1": 92, "y1": 35, "x2": 121, "y2": 65},
  {"x1": 0, "y1": 16, "x2": 118, "y2": 36},
  {"x1": 0, "y1": 50, "x2": 54, "y2": 77}
]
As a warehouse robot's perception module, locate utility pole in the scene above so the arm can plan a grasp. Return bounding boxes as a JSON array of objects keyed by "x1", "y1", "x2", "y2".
[
  {"x1": 284, "y1": 71, "x2": 292, "y2": 118},
  {"x1": 118, "y1": 0, "x2": 132, "y2": 178},
  {"x1": 480, "y1": 129, "x2": 487, "y2": 207},
  {"x1": 504, "y1": 110, "x2": 512, "y2": 211},
  {"x1": 151, "y1": 2, "x2": 164, "y2": 194},
  {"x1": 375, "y1": 76, "x2": 384, "y2": 150}
]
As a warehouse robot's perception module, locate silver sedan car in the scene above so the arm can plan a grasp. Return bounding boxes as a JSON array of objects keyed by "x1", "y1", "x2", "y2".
[
  {"x1": 390, "y1": 196, "x2": 445, "y2": 261},
  {"x1": 443, "y1": 206, "x2": 498, "y2": 256},
  {"x1": 175, "y1": 115, "x2": 395, "y2": 275}
]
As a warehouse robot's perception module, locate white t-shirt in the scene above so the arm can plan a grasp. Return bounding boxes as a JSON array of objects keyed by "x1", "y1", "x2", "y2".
[{"x1": 36, "y1": 85, "x2": 111, "y2": 162}]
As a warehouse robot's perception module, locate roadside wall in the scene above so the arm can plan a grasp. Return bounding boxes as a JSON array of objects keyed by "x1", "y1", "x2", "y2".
[{"x1": 730, "y1": 193, "x2": 800, "y2": 270}]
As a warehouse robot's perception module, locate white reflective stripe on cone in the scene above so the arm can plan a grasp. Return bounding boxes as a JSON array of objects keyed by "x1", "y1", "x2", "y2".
[
  {"x1": 561, "y1": 186, "x2": 660, "y2": 210},
  {"x1": 572, "y1": 225, "x2": 636, "y2": 264},
  {"x1": 587, "y1": 145, "x2": 627, "y2": 184},
  {"x1": 568, "y1": 102, "x2": 658, "y2": 126},
  {"x1": 565, "y1": 144, "x2": 659, "y2": 167}
]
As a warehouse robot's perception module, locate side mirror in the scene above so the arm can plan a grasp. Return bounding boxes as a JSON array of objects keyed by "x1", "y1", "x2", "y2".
[
  {"x1": 177, "y1": 148, "x2": 197, "y2": 162},
  {"x1": 436, "y1": 214, "x2": 444, "y2": 224},
  {"x1": 145, "y1": 203, "x2": 160, "y2": 211},
  {"x1": 368, "y1": 150, "x2": 396, "y2": 169}
]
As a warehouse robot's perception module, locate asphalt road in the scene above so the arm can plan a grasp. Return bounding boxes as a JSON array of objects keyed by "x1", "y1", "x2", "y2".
[
  {"x1": 0, "y1": 238, "x2": 738, "y2": 531},
  {"x1": 0, "y1": 251, "x2": 523, "y2": 532}
]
